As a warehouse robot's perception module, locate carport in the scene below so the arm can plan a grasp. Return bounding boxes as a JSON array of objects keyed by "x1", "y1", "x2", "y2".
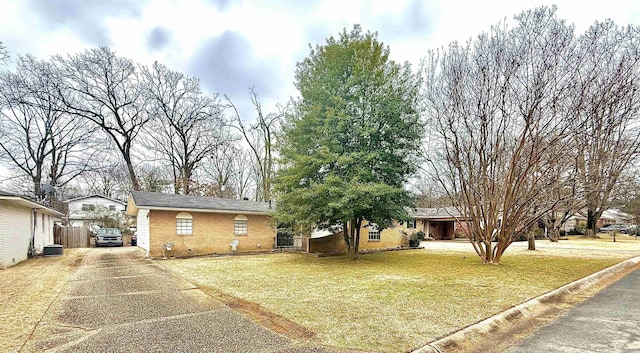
[{"x1": 410, "y1": 207, "x2": 467, "y2": 240}]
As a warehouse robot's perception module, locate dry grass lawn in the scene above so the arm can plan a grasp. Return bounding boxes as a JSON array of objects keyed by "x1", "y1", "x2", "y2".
[
  {"x1": 0, "y1": 249, "x2": 88, "y2": 353},
  {"x1": 162, "y1": 238, "x2": 639, "y2": 353}
]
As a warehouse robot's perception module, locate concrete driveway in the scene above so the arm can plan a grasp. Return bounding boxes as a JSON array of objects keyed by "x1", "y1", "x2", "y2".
[
  {"x1": 504, "y1": 268, "x2": 640, "y2": 353},
  {"x1": 21, "y1": 247, "x2": 335, "y2": 353}
]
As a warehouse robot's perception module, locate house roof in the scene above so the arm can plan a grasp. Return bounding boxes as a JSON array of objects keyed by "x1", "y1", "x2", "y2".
[
  {"x1": 126, "y1": 191, "x2": 274, "y2": 216},
  {"x1": 602, "y1": 209, "x2": 634, "y2": 221},
  {"x1": 409, "y1": 206, "x2": 465, "y2": 220},
  {"x1": 63, "y1": 194, "x2": 126, "y2": 205},
  {"x1": 0, "y1": 190, "x2": 64, "y2": 217},
  {"x1": 572, "y1": 209, "x2": 635, "y2": 222}
]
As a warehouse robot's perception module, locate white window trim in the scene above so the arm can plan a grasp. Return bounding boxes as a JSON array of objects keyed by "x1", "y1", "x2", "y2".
[
  {"x1": 234, "y1": 215, "x2": 248, "y2": 235},
  {"x1": 368, "y1": 223, "x2": 380, "y2": 241},
  {"x1": 176, "y1": 212, "x2": 193, "y2": 235}
]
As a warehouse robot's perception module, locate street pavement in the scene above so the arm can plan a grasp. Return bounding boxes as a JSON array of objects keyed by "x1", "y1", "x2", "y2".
[
  {"x1": 21, "y1": 247, "x2": 337, "y2": 353},
  {"x1": 504, "y1": 269, "x2": 640, "y2": 353}
]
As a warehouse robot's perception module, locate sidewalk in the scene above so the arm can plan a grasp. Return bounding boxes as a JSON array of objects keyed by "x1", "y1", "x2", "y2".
[{"x1": 505, "y1": 269, "x2": 640, "y2": 352}]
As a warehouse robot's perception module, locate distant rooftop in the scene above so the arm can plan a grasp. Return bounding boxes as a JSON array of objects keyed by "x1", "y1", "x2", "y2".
[
  {"x1": 409, "y1": 206, "x2": 464, "y2": 219},
  {"x1": 64, "y1": 194, "x2": 126, "y2": 204}
]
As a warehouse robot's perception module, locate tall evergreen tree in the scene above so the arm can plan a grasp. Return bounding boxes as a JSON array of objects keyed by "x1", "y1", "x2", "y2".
[{"x1": 275, "y1": 25, "x2": 423, "y2": 259}]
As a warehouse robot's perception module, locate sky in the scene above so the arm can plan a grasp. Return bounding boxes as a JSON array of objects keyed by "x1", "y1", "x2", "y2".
[
  {"x1": 1, "y1": 0, "x2": 640, "y2": 186},
  {"x1": 2, "y1": 0, "x2": 640, "y2": 120}
]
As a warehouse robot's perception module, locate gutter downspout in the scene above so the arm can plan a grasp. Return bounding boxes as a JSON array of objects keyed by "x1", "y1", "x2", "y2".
[{"x1": 29, "y1": 209, "x2": 37, "y2": 257}]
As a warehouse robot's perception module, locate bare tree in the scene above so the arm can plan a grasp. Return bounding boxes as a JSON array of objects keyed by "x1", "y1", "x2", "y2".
[
  {"x1": 227, "y1": 88, "x2": 287, "y2": 201},
  {"x1": 424, "y1": 7, "x2": 577, "y2": 263},
  {"x1": 53, "y1": 47, "x2": 149, "y2": 191},
  {"x1": 79, "y1": 156, "x2": 133, "y2": 199},
  {"x1": 0, "y1": 41, "x2": 8, "y2": 65},
  {"x1": 231, "y1": 148, "x2": 257, "y2": 200},
  {"x1": 571, "y1": 21, "x2": 640, "y2": 237},
  {"x1": 138, "y1": 163, "x2": 172, "y2": 193},
  {"x1": 140, "y1": 61, "x2": 228, "y2": 195},
  {"x1": 541, "y1": 149, "x2": 585, "y2": 241},
  {"x1": 0, "y1": 55, "x2": 92, "y2": 200},
  {"x1": 202, "y1": 142, "x2": 241, "y2": 198}
]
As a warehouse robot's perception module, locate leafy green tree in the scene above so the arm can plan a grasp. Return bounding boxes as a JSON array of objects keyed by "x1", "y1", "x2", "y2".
[{"x1": 275, "y1": 25, "x2": 422, "y2": 260}]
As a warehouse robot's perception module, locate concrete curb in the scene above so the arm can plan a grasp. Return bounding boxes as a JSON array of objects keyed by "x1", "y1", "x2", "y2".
[{"x1": 411, "y1": 256, "x2": 640, "y2": 353}]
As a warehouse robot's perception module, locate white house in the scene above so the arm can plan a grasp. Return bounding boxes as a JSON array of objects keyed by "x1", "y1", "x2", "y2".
[
  {"x1": 64, "y1": 194, "x2": 127, "y2": 227},
  {"x1": 0, "y1": 190, "x2": 63, "y2": 269}
]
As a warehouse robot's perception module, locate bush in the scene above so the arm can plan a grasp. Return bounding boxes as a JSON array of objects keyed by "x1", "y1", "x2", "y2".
[
  {"x1": 513, "y1": 232, "x2": 528, "y2": 241},
  {"x1": 409, "y1": 237, "x2": 421, "y2": 248},
  {"x1": 559, "y1": 230, "x2": 566, "y2": 237},
  {"x1": 415, "y1": 231, "x2": 425, "y2": 241},
  {"x1": 567, "y1": 227, "x2": 584, "y2": 235}
]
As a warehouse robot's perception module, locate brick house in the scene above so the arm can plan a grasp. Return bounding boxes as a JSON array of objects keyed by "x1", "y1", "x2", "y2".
[
  {"x1": 410, "y1": 207, "x2": 469, "y2": 240},
  {"x1": 306, "y1": 207, "x2": 469, "y2": 253},
  {"x1": 126, "y1": 191, "x2": 276, "y2": 258},
  {"x1": 306, "y1": 220, "x2": 409, "y2": 253}
]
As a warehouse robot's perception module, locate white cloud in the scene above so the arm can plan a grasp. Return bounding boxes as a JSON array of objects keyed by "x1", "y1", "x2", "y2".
[{"x1": 1, "y1": 0, "x2": 640, "y2": 115}]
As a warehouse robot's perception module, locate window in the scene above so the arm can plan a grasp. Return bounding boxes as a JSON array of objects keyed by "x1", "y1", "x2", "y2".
[
  {"x1": 82, "y1": 204, "x2": 95, "y2": 211},
  {"x1": 176, "y1": 212, "x2": 193, "y2": 235},
  {"x1": 406, "y1": 219, "x2": 416, "y2": 229},
  {"x1": 42, "y1": 214, "x2": 45, "y2": 233},
  {"x1": 368, "y1": 223, "x2": 380, "y2": 241},
  {"x1": 109, "y1": 205, "x2": 116, "y2": 211},
  {"x1": 234, "y1": 215, "x2": 248, "y2": 235}
]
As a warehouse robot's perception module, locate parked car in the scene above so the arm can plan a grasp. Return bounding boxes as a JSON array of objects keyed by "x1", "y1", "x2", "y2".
[
  {"x1": 599, "y1": 224, "x2": 632, "y2": 234},
  {"x1": 95, "y1": 228, "x2": 123, "y2": 247},
  {"x1": 89, "y1": 223, "x2": 101, "y2": 237},
  {"x1": 131, "y1": 232, "x2": 137, "y2": 246}
]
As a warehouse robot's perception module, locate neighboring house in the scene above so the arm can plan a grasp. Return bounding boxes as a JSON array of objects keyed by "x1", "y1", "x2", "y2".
[
  {"x1": 601, "y1": 209, "x2": 635, "y2": 225},
  {"x1": 126, "y1": 191, "x2": 276, "y2": 257},
  {"x1": 306, "y1": 207, "x2": 469, "y2": 253},
  {"x1": 562, "y1": 208, "x2": 635, "y2": 232},
  {"x1": 64, "y1": 194, "x2": 127, "y2": 227},
  {"x1": 410, "y1": 207, "x2": 469, "y2": 240},
  {"x1": 306, "y1": 221, "x2": 409, "y2": 253},
  {"x1": 0, "y1": 190, "x2": 63, "y2": 269}
]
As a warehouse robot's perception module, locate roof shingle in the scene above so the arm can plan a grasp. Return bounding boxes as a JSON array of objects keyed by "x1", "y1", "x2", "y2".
[{"x1": 130, "y1": 191, "x2": 274, "y2": 214}]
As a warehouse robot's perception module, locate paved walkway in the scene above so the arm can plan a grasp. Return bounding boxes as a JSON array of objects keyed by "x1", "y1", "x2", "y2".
[
  {"x1": 504, "y1": 269, "x2": 640, "y2": 353},
  {"x1": 21, "y1": 247, "x2": 335, "y2": 353}
]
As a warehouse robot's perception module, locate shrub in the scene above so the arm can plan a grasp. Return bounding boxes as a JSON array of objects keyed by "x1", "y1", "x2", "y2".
[
  {"x1": 567, "y1": 227, "x2": 584, "y2": 235},
  {"x1": 415, "y1": 231, "x2": 426, "y2": 241},
  {"x1": 409, "y1": 237, "x2": 421, "y2": 248}
]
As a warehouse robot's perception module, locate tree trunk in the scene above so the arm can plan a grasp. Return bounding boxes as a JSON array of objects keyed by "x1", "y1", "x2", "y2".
[
  {"x1": 346, "y1": 217, "x2": 362, "y2": 260},
  {"x1": 483, "y1": 240, "x2": 493, "y2": 264},
  {"x1": 342, "y1": 223, "x2": 351, "y2": 255},
  {"x1": 125, "y1": 158, "x2": 141, "y2": 191},
  {"x1": 346, "y1": 220, "x2": 355, "y2": 260},
  {"x1": 586, "y1": 209, "x2": 598, "y2": 237},
  {"x1": 528, "y1": 231, "x2": 536, "y2": 250},
  {"x1": 549, "y1": 225, "x2": 561, "y2": 242},
  {"x1": 33, "y1": 175, "x2": 43, "y2": 201}
]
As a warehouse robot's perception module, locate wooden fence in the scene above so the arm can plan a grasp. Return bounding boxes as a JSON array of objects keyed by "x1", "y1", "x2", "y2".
[{"x1": 54, "y1": 226, "x2": 90, "y2": 248}]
